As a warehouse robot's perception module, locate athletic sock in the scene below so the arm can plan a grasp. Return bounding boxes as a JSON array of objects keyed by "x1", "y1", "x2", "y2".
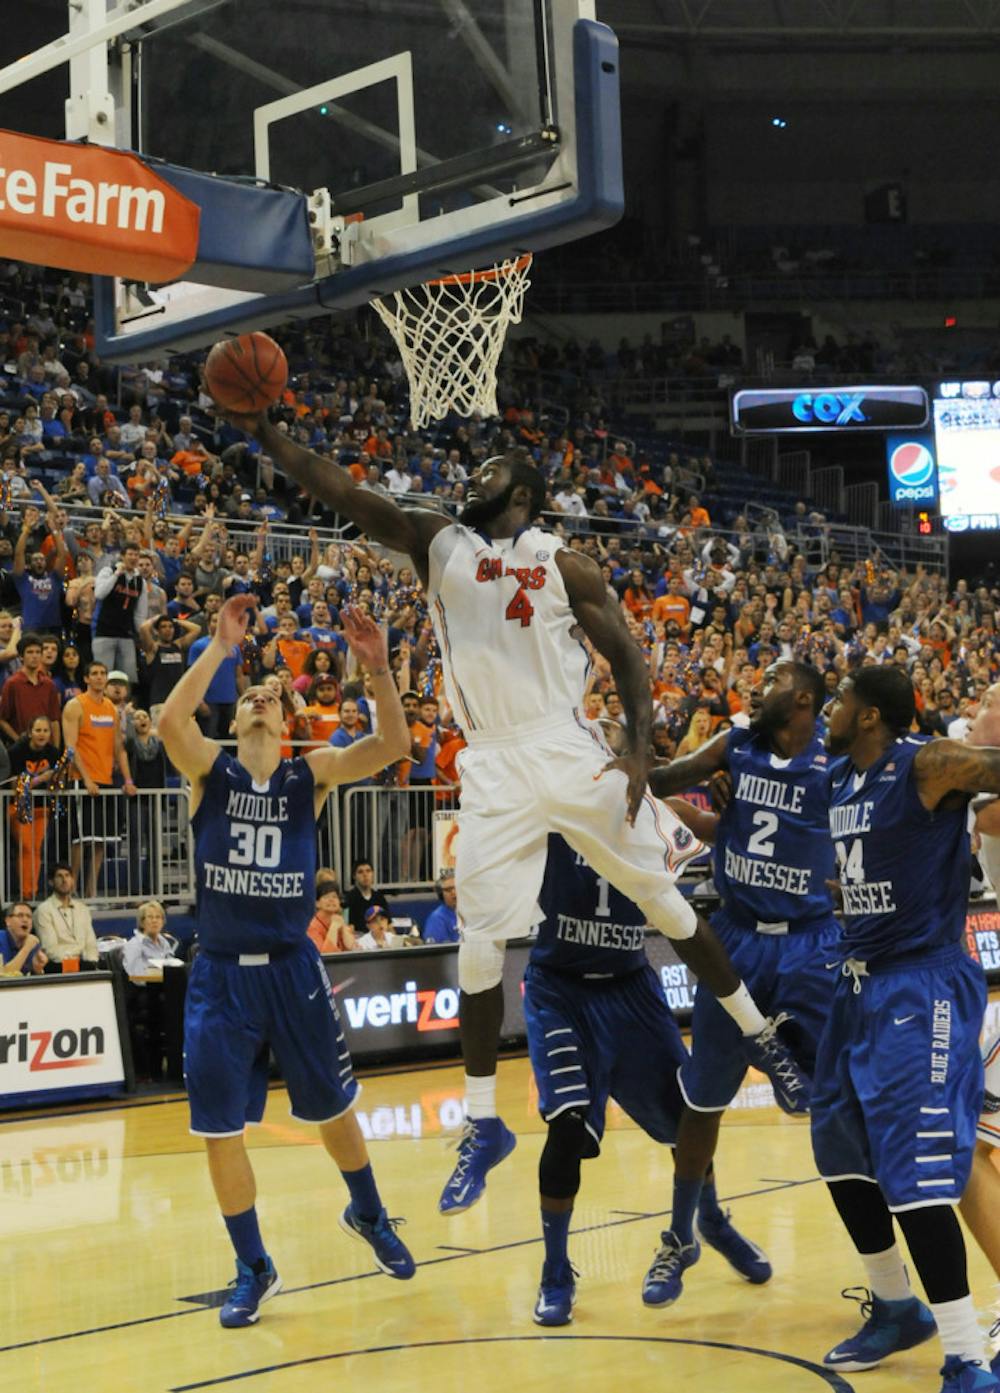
[
  {"x1": 931, "y1": 1294, "x2": 987, "y2": 1366},
  {"x1": 541, "y1": 1207, "x2": 572, "y2": 1269},
  {"x1": 465, "y1": 1072, "x2": 497, "y2": 1121},
  {"x1": 341, "y1": 1163, "x2": 382, "y2": 1223},
  {"x1": 223, "y1": 1207, "x2": 267, "y2": 1270},
  {"x1": 860, "y1": 1244, "x2": 913, "y2": 1303},
  {"x1": 697, "y1": 1172, "x2": 725, "y2": 1225},
  {"x1": 717, "y1": 981, "x2": 767, "y2": 1036},
  {"x1": 671, "y1": 1176, "x2": 703, "y2": 1247}
]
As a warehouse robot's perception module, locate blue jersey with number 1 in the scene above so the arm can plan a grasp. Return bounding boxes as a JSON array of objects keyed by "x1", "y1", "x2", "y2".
[
  {"x1": 828, "y1": 735, "x2": 971, "y2": 966},
  {"x1": 715, "y1": 726, "x2": 836, "y2": 930},
  {"x1": 192, "y1": 751, "x2": 317, "y2": 954},
  {"x1": 530, "y1": 834, "x2": 648, "y2": 977}
]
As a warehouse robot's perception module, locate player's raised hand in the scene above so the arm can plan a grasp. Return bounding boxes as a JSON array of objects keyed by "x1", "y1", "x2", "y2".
[
  {"x1": 341, "y1": 605, "x2": 389, "y2": 672},
  {"x1": 216, "y1": 593, "x2": 258, "y2": 646}
]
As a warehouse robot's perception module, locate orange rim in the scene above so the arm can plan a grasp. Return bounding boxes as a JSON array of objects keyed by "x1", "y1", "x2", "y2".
[{"x1": 426, "y1": 253, "x2": 532, "y2": 288}]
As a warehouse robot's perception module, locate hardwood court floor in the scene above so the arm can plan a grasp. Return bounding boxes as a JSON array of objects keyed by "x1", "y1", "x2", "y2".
[{"x1": 3, "y1": 1041, "x2": 999, "y2": 1393}]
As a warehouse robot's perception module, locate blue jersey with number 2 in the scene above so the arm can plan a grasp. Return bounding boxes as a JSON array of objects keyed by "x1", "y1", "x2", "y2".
[
  {"x1": 714, "y1": 726, "x2": 836, "y2": 929},
  {"x1": 192, "y1": 751, "x2": 317, "y2": 954}
]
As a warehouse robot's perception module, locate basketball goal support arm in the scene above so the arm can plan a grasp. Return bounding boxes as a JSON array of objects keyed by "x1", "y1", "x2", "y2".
[{"x1": 251, "y1": 419, "x2": 448, "y2": 580}]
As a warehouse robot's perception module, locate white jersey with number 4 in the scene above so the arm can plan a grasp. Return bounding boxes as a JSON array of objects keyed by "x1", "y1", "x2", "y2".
[{"x1": 427, "y1": 524, "x2": 589, "y2": 736}]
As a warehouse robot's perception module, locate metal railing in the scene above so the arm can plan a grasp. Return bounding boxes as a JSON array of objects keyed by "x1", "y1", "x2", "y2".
[
  {"x1": 0, "y1": 786, "x2": 194, "y2": 909},
  {"x1": 341, "y1": 786, "x2": 460, "y2": 892},
  {"x1": 0, "y1": 781, "x2": 444, "y2": 906}
]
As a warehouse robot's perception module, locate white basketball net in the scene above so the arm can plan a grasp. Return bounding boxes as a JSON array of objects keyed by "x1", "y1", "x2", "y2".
[{"x1": 372, "y1": 255, "x2": 532, "y2": 429}]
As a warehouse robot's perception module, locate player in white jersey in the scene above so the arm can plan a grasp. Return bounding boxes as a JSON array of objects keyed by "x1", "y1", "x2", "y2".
[
  {"x1": 957, "y1": 683, "x2": 1000, "y2": 1331},
  {"x1": 228, "y1": 418, "x2": 808, "y2": 1212}
]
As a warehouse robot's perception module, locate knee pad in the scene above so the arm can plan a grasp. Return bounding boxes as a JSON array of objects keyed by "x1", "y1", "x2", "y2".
[
  {"x1": 539, "y1": 1109, "x2": 599, "y2": 1199},
  {"x1": 639, "y1": 885, "x2": 698, "y2": 941},
  {"x1": 457, "y1": 937, "x2": 506, "y2": 994}
]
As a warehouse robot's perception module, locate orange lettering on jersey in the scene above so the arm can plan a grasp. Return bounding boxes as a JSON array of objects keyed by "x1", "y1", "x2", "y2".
[{"x1": 476, "y1": 558, "x2": 503, "y2": 582}]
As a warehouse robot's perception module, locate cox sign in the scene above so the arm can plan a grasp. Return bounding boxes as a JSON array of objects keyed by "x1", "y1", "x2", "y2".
[
  {"x1": 886, "y1": 434, "x2": 938, "y2": 506},
  {"x1": 732, "y1": 385, "x2": 929, "y2": 434}
]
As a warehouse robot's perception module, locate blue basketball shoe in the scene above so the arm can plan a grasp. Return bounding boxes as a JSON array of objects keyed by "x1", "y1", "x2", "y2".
[
  {"x1": 641, "y1": 1231, "x2": 701, "y2": 1307},
  {"x1": 340, "y1": 1205, "x2": 416, "y2": 1279},
  {"x1": 696, "y1": 1209, "x2": 772, "y2": 1284},
  {"x1": 824, "y1": 1287, "x2": 936, "y2": 1371},
  {"x1": 219, "y1": 1257, "x2": 282, "y2": 1327},
  {"x1": 938, "y1": 1356, "x2": 1000, "y2": 1391},
  {"x1": 533, "y1": 1261, "x2": 578, "y2": 1326},
  {"x1": 744, "y1": 1015, "x2": 811, "y2": 1115},
  {"x1": 439, "y1": 1117, "x2": 517, "y2": 1214}
]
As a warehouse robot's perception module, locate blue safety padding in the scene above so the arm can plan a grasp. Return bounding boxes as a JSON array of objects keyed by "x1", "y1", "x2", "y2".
[{"x1": 155, "y1": 165, "x2": 314, "y2": 292}]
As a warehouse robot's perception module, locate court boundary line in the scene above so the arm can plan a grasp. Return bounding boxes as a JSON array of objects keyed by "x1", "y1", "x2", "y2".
[
  {"x1": 0, "y1": 1176, "x2": 820, "y2": 1356},
  {"x1": 166, "y1": 1333, "x2": 856, "y2": 1393}
]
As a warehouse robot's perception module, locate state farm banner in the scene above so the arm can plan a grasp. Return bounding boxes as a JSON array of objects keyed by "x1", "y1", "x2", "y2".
[
  {"x1": 0, "y1": 129, "x2": 199, "y2": 282},
  {"x1": 0, "y1": 975, "x2": 128, "y2": 1108}
]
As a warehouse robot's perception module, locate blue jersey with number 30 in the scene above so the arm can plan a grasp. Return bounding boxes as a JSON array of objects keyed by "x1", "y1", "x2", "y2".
[
  {"x1": 192, "y1": 751, "x2": 317, "y2": 954},
  {"x1": 828, "y1": 735, "x2": 971, "y2": 966}
]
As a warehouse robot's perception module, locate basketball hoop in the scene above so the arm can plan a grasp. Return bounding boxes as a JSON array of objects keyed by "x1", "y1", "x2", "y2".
[{"x1": 372, "y1": 255, "x2": 532, "y2": 429}]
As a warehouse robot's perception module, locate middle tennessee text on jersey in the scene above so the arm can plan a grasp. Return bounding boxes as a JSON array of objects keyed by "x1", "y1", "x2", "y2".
[
  {"x1": 829, "y1": 735, "x2": 971, "y2": 965},
  {"x1": 714, "y1": 726, "x2": 836, "y2": 929},
  {"x1": 532, "y1": 834, "x2": 649, "y2": 976},
  {"x1": 426, "y1": 524, "x2": 589, "y2": 735},
  {"x1": 192, "y1": 751, "x2": 317, "y2": 955}
]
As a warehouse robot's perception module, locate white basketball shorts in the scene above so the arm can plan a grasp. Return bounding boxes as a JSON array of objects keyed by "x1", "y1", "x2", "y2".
[{"x1": 453, "y1": 715, "x2": 702, "y2": 944}]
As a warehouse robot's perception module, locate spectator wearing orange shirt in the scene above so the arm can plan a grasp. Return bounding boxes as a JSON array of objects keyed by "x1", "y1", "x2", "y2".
[
  {"x1": 302, "y1": 675, "x2": 341, "y2": 749},
  {"x1": 307, "y1": 879, "x2": 356, "y2": 953},
  {"x1": 687, "y1": 494, "x2": 711, "y2": 530},
  {"x1": 266, "y1": 614, "x2": 313, "y2": 679},
  {"x1": 651, "y1": 578, "x2": 692, "y2": 634},
  {"x1": 622, "y1": 568, "x2": 654, "y2": 622}
]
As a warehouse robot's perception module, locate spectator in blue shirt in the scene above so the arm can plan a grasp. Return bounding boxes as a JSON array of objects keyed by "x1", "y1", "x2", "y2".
[
  {"x1": 422, "y1": 872, "x2": 459, "y2": 943},
  {"x1": 187, "y1": 612, "x2": 245, "y2": 737},
  {"x1": 328, "y1": 698, "x2": 371, "y2": 785},
  {"x1": 0, "y1": 901, "x2": 47, "y2": 975},
  {"x1": 12, "y1": 507, "x2": 67, "y2": 634}
]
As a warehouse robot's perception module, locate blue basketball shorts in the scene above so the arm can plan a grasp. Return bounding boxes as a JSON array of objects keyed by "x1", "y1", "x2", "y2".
[
  {"x1": 184, "y1": 939, "x2": 359, "y2": 1136},
  {"x1": 810, "y1": 946, "x2": 986, "y2": 1210},
  {"x1": 523, "y1": 961, "x2": 687, "y2": 1148},
  {"x1": 679, "y1": 910, "x2": 841, "y2": 1112}
]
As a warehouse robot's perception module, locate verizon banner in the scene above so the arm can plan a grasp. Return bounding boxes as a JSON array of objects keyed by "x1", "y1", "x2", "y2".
[
  {"x1": 0, "y1": 129, "x2": 199, "y2": 281},
  {"x1": 0, "y1": 976, "x2": 128, "y2": 1108}
]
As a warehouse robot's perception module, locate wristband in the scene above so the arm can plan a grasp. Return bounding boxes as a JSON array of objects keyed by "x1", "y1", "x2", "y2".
[{"x1": 370, "y1": 667, "x2": 389, "y2": 677}]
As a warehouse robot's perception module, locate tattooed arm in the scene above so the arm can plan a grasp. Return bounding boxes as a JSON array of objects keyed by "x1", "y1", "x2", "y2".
[{"x1": 914, "y1": 738, "x2": 1000, "y2": 811}]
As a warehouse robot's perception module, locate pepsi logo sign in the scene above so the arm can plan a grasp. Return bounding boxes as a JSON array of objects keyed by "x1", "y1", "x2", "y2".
[
  {"x1": 889, "y1": 441, "x2": 935, "y2": 488},
  {"x1": 885, "y1": 434, "x2": 938, "y2": 506}
]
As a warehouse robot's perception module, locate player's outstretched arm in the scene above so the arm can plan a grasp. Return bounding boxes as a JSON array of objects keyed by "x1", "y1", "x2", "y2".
[
  {"x1": 648, "y1": 732, "x2": 730, "y2": 799},
  {"x1": 915, "y1": 737, "x2": 1000, "y2": 809},
  {"x1": 158, "y1": 594, "x2": 255, "y2": 786},
  {"x1": 228, "y1": 416, "x2": 448, "y2": 582},
  {"x1": 557, "y1": 548, "x2": 653, "y2": 826},
  {"x1": 306, "y1": 607, "x2": 410, "y2": 798}
]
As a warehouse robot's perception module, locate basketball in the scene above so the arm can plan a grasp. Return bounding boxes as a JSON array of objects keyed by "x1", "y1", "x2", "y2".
[{"x1": 204, "y1": 332, "x2": 288, "y2": 414}]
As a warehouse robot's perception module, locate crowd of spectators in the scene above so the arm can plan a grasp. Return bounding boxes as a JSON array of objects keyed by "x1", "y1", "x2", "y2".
[{"x1": 0, "y1": 256, "x2": 999, "y2": 987}]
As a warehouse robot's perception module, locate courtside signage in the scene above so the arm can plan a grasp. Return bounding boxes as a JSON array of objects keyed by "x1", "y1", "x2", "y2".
[
  {"x1": 0, "y1": 979, "x2": 125, "y2": 1104},
  {"x1": 732, "y1": 385, "x2": 929, "y2": 434},
  {"x1": 0, "y1": 129, "x2": 199, "y2": 282}
]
